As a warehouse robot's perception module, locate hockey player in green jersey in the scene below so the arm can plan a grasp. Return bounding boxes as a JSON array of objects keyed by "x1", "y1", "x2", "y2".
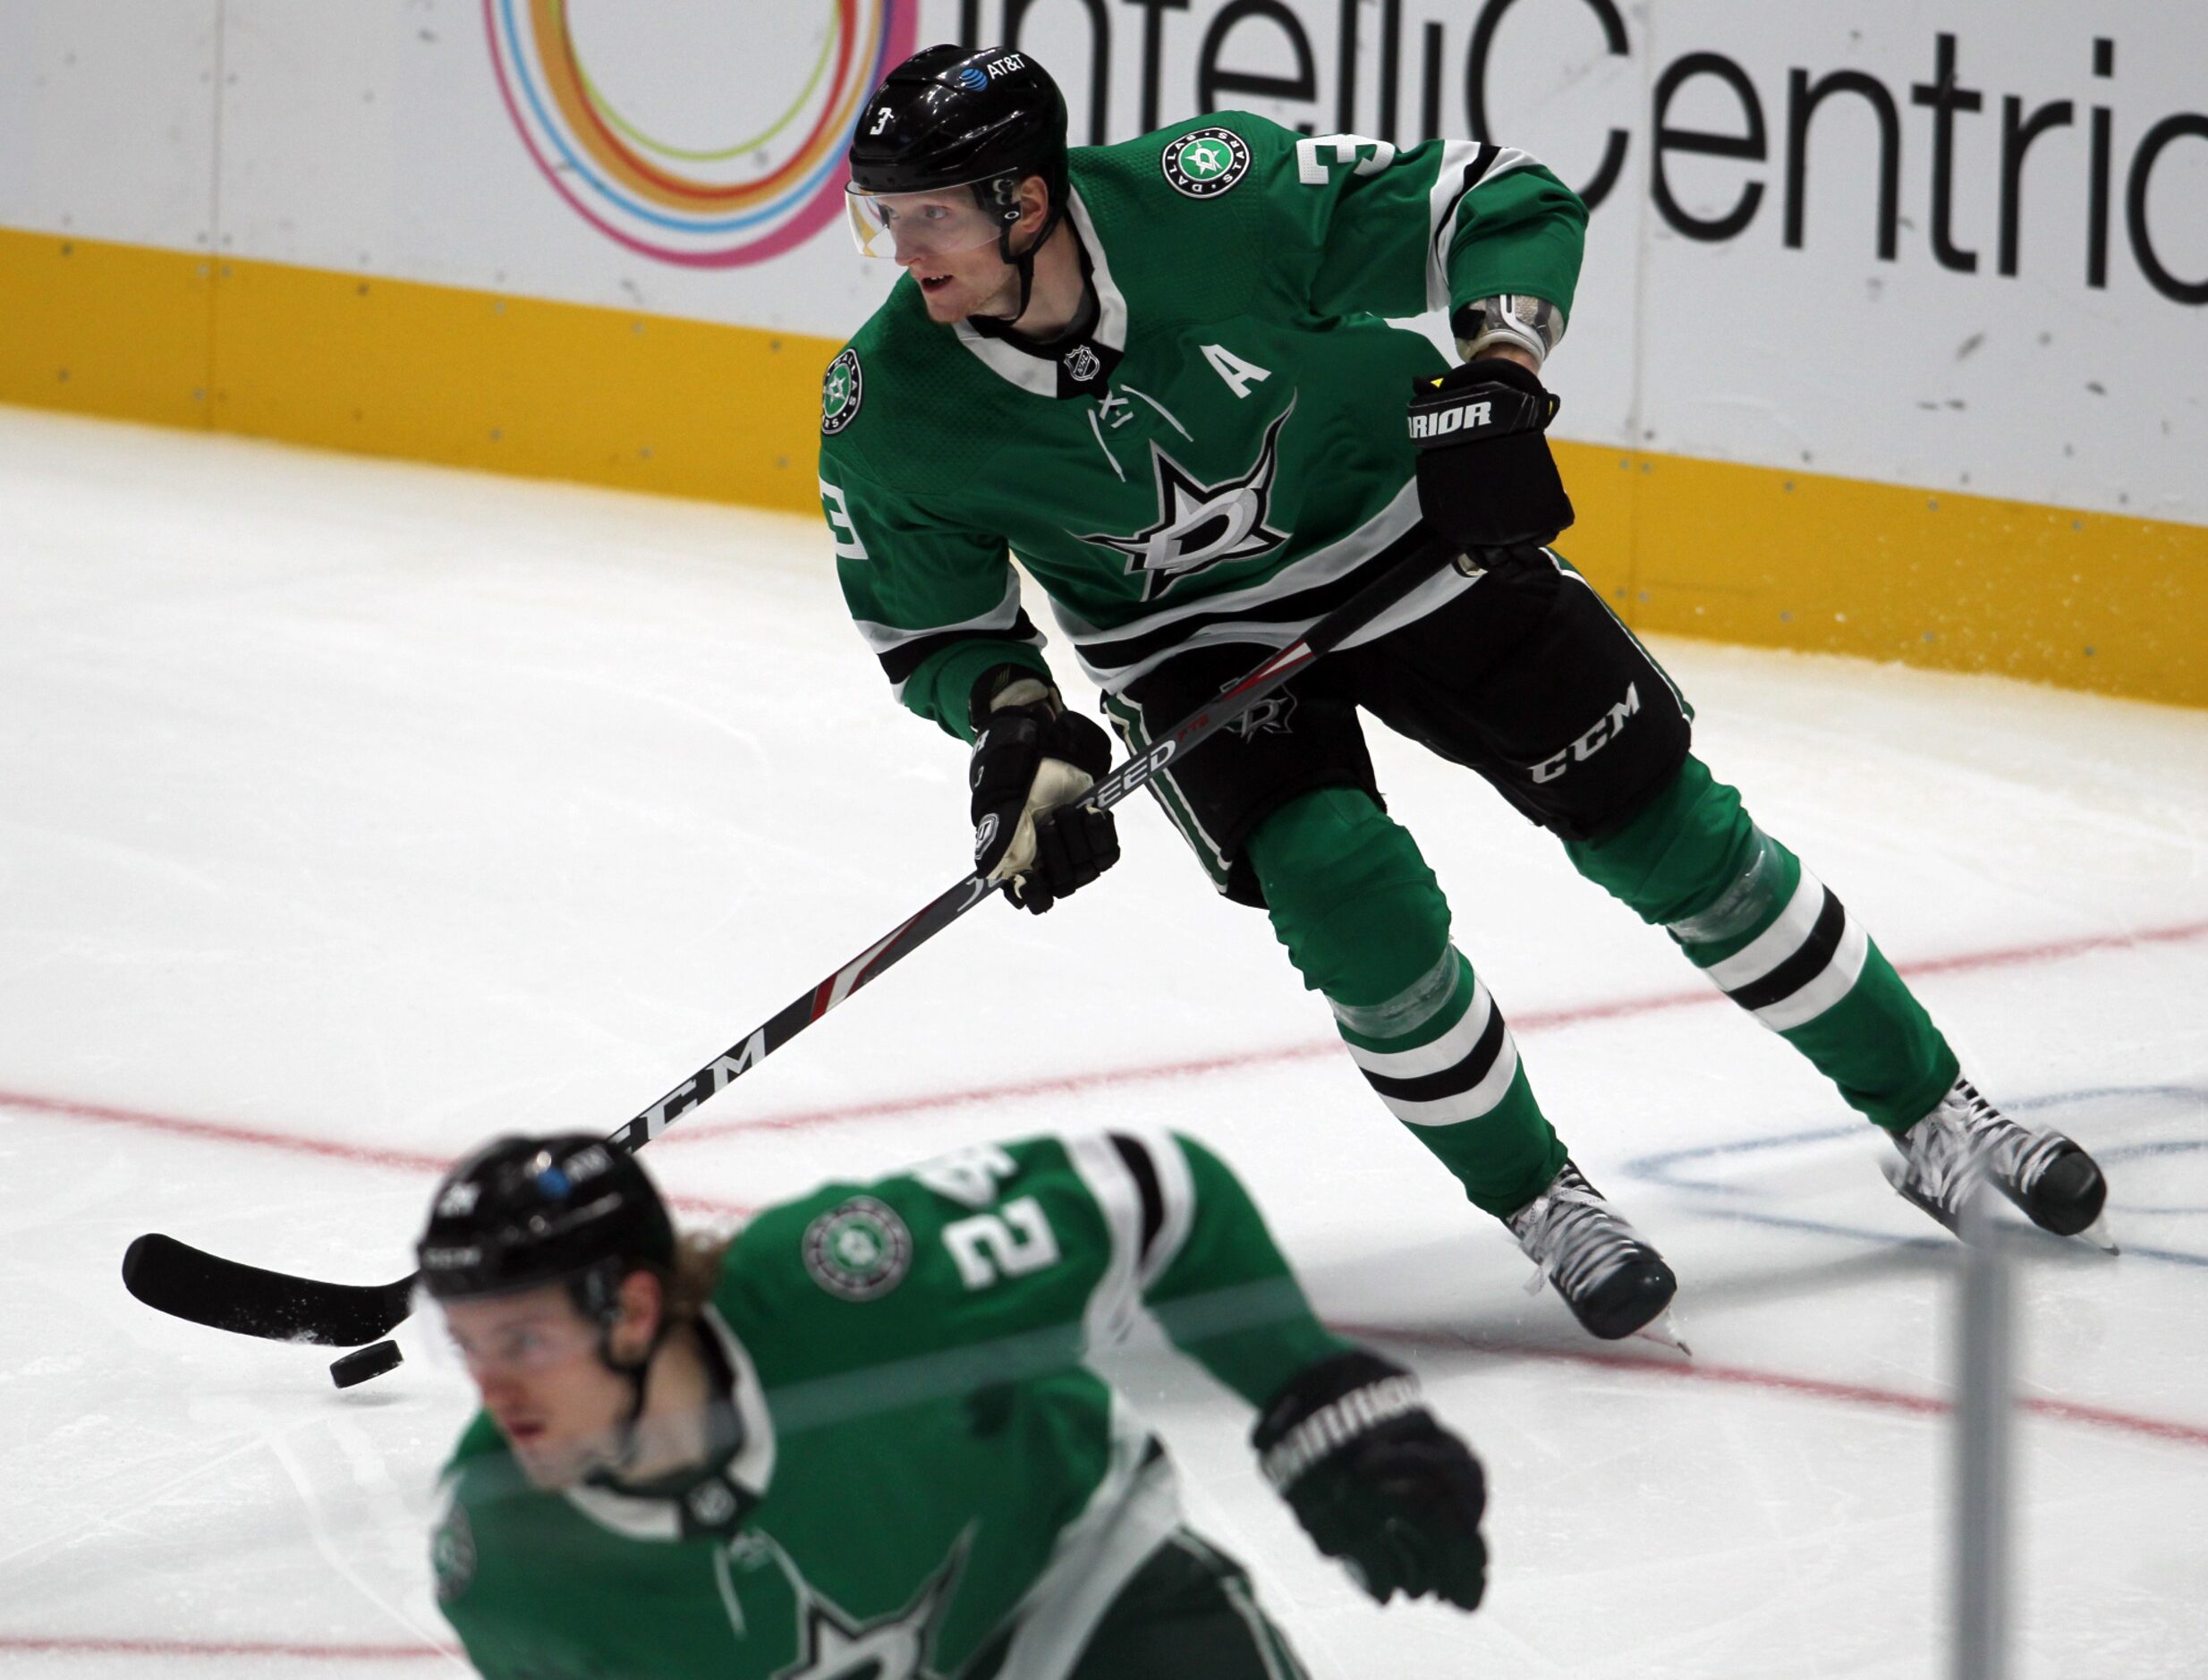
[
  {"x1": 818, "y1": 47, "x2": 2115, "y2": 1345},
  {"x1": 421, "y1": 1131, "x2": 1487, "y2": 1679}
]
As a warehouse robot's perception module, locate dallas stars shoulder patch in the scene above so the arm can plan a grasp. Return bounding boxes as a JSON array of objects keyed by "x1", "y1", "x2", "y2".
[
  {"x1": 803, "y1": 1196, "x2": 911, "y2": 1301},
  {"x1": 1161, "y1": 127, "x2": 1251, "y2": 199},
  {"x1": 431, "y1": 1497, "x2": 477, "y2": 1603},
  {"x1": 820, "y1": 348, "x2": 863, "y2": 436}
]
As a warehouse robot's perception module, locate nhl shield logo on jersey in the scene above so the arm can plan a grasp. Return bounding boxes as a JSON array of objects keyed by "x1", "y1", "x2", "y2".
[
  {"x1": 820, "y1": 348, "x2": 864, "y2": 436},
  {"x1": 1062, "y1": 343, "x2": 1101, "y2": 383},
  {"x1": 803, "y1": 1196, "x2": 912, "y2": 1300},
  {"x1": 1162, "y1": 126, "x2": 1252, "y2": 198}
]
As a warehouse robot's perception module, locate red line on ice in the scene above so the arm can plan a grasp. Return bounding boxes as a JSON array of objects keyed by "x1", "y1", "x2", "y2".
[
  {"x1": 6, "y1": 915, "x2": 2207, "y2": 1459},
  {"x1": 0, "y1": 1090, "x2": 454, "y2": 1173},
  {"x1": 0, "y1": 1090, "x2": 744, "y2": 1214},
  {"x1": 4, "y1": 918, "x2": 2203, "y2": 1168},
  {"x1": 0, "y1": 1632, "x2": 452, "y2": 1660},
  {"x1": 662, "y1": 914, "x2": 2208, "y2": 1142},
  {"x1": 1347, "y1": 1322, "x2": 2208, "y2": 1449}
]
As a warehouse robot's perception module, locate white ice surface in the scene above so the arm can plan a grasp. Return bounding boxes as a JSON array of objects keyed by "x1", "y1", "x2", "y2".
[{"x1": 2, "y1": 407, "x2": 2204, "y2": 1677}]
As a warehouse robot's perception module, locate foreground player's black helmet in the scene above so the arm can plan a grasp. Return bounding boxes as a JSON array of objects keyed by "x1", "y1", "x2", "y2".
[
  {"x1": 848, "y1": 43, "x2": 1067, "y2": 204},
  {"x1": 417, "y1": 1133, "x2": 675, "y2": 1319},
  {"x1": 845, "y1": 45, "x2": 1070, "y2": 287}
]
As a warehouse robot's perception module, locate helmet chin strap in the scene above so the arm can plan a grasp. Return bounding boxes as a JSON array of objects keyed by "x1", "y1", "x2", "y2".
[
  {"x1": 996, "y1": 192, "x2": 1066, "y2": 327},
  {"x1": 575, "y1": 1260, "x2": 667, "y2": 1472},
  {"x1": 596, "y1": 1318, "x2": 669, "y2": 1472}
]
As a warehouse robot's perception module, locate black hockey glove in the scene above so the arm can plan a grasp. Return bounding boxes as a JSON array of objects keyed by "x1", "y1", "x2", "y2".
[
  {"x1": 1406, "y1": 357, "x2": 1575, "y2": 559},
  {"x1": 1253, "y1": 1349, "x2": 1488, "y2": 1611},
  {"x1": 967, "y1": 668, "x2": 1120, "y2": 915}
]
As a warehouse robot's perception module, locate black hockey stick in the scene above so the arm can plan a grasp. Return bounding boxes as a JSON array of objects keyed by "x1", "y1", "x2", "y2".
[{"x1": 122, "y1": 536, "x2": 1466, "y2": 1352}]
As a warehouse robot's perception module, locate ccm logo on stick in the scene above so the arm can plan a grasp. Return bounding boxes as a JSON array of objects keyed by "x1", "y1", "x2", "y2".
[{"x1": 1409, "y1": 401, "x2": 1493, "y2": 440}]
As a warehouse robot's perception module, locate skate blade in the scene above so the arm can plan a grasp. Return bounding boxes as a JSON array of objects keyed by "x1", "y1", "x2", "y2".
[
  {"x1": 1633, "y1": 1309, "x2": 1692, "y2": 1358},
  {"x1": 1885, "y1": 1170, "x2": 1965, "y2": 1239},
  {"x1": 1890, "y1": 1168, "x2": 2121, "y2": 1255}
]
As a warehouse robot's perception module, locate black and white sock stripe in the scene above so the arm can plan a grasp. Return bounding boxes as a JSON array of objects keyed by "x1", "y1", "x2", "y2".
[
  {"x1": 1687, "y1": 870, "x2": 1869, "y2": 1031},
  {"x1": 1343, "y1": 973, "x2": 1521, "y2": 1127}
]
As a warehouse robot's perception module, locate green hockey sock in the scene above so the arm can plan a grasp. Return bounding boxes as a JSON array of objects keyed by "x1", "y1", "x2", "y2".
[
  {"x1": 1566, "y1": 757, "x2": 1958, "y2": 1132},
  {"x1": 1251, "y1": 789, "x2": 1567, "y2": 1217},
  {"x1": 1331, "y1": 946, "x2": 1568, "y2": 1217}
]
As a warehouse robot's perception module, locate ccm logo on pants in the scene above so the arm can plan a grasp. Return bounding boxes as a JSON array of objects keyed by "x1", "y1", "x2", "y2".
[{"x1": 1531, "y1": 683, "x2": 1640, "y2": 784}]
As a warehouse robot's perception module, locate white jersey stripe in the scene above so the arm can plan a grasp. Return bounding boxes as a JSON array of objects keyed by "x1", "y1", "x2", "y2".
[
  {"x1": 1052, "y1": 478, "x2": 1423, "y2": 644},
  {"x1": 1063, "y1": 1131, "x2": 1147, "y2": 1352},
  {"x1": 1076, "y1": 557, "x2": 1478, "y2": 692},
  {"x1": 1142, "y1": 1133, "x2": 1200, "y2": 1293},
  {"x1": 1425, "y1": 142, "x2": 1540, "y2": 312},
  {"x1": 852, "y1": 567, "x2": 1025, "y2": 656}
]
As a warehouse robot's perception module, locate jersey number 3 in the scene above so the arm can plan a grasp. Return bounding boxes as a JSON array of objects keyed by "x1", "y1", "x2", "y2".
[
  {"x1": 1295, "y1": 133, "x2": 1397, "y2": 184},
  {"x1": 944, "y1": 1196, "x2": 1060, "y2": 1290}
]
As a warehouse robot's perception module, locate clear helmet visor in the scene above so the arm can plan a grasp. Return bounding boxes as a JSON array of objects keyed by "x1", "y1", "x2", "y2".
[{"x1": 845, "y1": 176, "x2": 1015, "y2": 261}]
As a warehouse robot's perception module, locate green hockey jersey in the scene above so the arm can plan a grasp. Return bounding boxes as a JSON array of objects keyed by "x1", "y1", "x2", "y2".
[
  {"x1": 432, "y1": 1130, "x2": 1346, "y2": 1680},
  {"x1": 818, "y1": 113, "x2": 1586, "y2": 736}
]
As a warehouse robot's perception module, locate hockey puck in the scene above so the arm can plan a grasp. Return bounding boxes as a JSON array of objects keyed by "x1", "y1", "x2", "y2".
[{"x1": 331, "y1": 1339, "x2": 403, "y2": 1388}]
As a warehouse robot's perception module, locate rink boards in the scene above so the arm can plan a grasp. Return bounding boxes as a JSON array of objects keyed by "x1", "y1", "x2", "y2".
[{"x1": 4, "y1": 0, "x2": 2205, "y2": 707}]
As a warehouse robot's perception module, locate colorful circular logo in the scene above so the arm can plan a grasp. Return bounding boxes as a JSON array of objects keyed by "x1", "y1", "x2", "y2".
[{"x1": 484, "y1": 1, "x2": 917, "y2": 269}]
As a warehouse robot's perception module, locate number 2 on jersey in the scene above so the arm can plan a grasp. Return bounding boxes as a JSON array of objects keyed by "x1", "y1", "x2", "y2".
[{"x1": 943, "y1": 1196, "x2": 1061, "y2": 1289}]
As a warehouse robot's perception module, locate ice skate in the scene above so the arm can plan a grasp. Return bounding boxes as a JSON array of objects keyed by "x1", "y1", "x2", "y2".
[
  {"x1": 1507, "y1": 1161, "x2": 1686, "y2": 1349},
  {"x1": 1882, "y1": 1077, "x2": 2116, "y2": 1252}
]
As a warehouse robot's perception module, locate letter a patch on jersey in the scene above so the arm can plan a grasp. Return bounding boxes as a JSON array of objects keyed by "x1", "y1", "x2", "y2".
[{"x1": 1201, "y1": 344, "x2": 1272, "y2": 399}]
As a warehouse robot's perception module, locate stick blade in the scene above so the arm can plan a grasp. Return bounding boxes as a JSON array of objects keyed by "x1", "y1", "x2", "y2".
[{"x1": 123, "y1": 1234, "x2": 415, "y2": 1347}]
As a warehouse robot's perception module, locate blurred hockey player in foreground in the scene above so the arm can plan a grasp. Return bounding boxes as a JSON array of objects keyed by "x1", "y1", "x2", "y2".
[
  {"x1": 421, "y1": 1131, "x2": 1486, "y2": 1679},
  {"x1": 816, "y1": 47, "x2": 2114, "y2": 1348}
]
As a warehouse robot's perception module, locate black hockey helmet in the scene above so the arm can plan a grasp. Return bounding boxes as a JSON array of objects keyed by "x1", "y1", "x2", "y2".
[
  {"x1": 848, "y1": 44, "x2": 1067, "y2": 203},
  {"x1": 417, "y1": 1133, "x2": 675, "y2": 1322},
  {"x1": 845, "y1": 45, "x2": 1070, "y2": 294}
]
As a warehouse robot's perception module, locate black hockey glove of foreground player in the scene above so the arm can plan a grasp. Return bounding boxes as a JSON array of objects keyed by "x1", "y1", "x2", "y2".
[
  {"x1": 966, "y1": 668, "x2": 1120, "y2": 914},
  {"x1": 1406, "y1": 357, "x2": 1575, "y2": 557},
  {"x1": 1253, "y1": 1349, "x2": 1488, "y2": 1610}
]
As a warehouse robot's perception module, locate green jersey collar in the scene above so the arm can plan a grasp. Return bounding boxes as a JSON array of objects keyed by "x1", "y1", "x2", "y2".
[
  {"x1": 953, "y1": 187, "x2": 1127, "y2": 400},
  {"x1": 562, "y1": 1304, "x2": 777, "y2": 1543}
]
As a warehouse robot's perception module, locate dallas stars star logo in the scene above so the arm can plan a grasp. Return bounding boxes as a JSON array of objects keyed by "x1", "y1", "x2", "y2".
[
  {"x1": 1180, "y1": 138, "x2": 1230, "y2": 180},
  {"x1": 1161, "y1": 126, "x2": 1251, "y2": 198},
  {"x1": 820, "y1": 348, "x2": 863, "y2": 436},
  {"x1": 769, "y1": 1530, "x2": 969, "y2": 1680},
  {"x1": 1079, "y1": 396, "x2": 1296, "y2": 601}
]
